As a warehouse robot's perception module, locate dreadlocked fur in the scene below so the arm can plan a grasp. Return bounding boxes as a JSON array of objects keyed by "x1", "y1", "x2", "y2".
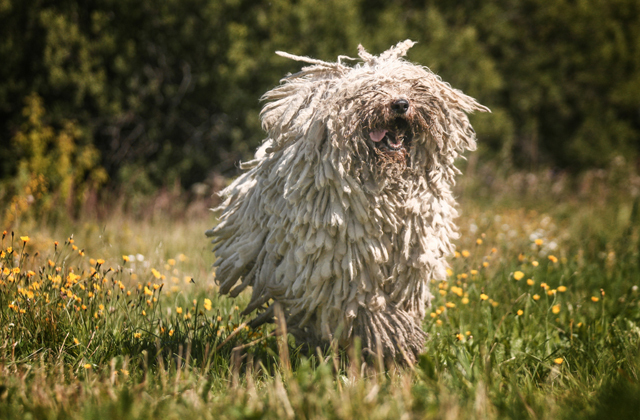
[{"x1": 206, "y1": 40, "x2": 489, "y2": 363}]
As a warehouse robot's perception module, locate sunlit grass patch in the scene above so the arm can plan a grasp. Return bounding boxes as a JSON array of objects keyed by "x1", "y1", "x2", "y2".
[{"x1": 1, "y1": 197, "x2": 639, "y2": 419}]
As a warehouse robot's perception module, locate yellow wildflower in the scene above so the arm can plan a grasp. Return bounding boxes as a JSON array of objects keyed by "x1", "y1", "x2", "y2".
[
  {"x1": 517, "y1": 309, "x2": 524, "y2": 316},
  {"x1": 122, "y1": 255, "x2": 130, "y2": 262},
  {"x1": 20, "y1": 236, "x2": 30, "y2": 243},
  {"x1": 462, "y1": 297, "x2": 469, "y2": 304},
  {"x1": 513, "y1": 271, "x2": 524, "y2": 281},
  {"x1": 554, "y1": 358, "x2": 564, "y2": 365},
  {"x1": 204, "y1": 298, "x2": 212, "y2": 311},
  {"x1": 534, "y1": 239, "x2": 543, "y2": 246},
  {"x1": 176, "y1": 307, "x2": 183, "y2": 314},
  {"x1": 533, "y1": 294, "x2": 540, "y2": 301},
  {"x1": 445, "y1": 302, "x2": 456, "y2": 308},
  {"x1": 557, "y1": 285, "x2": 567, "y2": 292},
  {"x1": 73, "y1": 338, "x2": 80, "y2": 345},
  {"x1": 151, "y1": 268, "x2": 161, "y2": 279},
  {"x1": 476, "y1": 239, "x2": 483, "y2": 245},
  {"x1": 461, "y1": 250, "x2": 470, "y2": 258},
  {"x1": 84, "y1": 364, "x2": 92, "y2": 369},
  {"x1": 591, "y1": 296, "x2": 599, "y2": 302},
  {"x1": 548, "y1": 255, "x2": 558, "y2": 263},
  {"x1": 480, "y1": 293, "x2": 489, "y2": 301},
  {"x1": 532, "y1": 261, "x2": 539, "y2": 267},
  {"x1": 552, "y1": 304, "x2": 561, "y2": 314}
]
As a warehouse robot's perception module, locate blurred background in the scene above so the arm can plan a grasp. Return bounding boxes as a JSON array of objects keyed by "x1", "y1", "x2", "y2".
[{"x1": 1, "y1": 0, "x2": 639, "y2": 226}]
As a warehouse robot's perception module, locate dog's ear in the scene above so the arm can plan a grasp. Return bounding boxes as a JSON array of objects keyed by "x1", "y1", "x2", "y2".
[
  {"x1": 435, "y1": 84, "x2": 490, "y2": 153},
  {"x1": 259, "y1": 76, "x2": 333, "y2": 154}
]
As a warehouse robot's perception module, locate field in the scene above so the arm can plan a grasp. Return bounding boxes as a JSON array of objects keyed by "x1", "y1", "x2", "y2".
[{"x1": 1, "y1": 168, "x2": 640, "y2": 419}]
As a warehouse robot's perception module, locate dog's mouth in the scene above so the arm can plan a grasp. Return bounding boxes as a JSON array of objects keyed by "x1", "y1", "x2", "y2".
[{"x1": 368, "y1": 118, "x2": 412, "y2": 153}]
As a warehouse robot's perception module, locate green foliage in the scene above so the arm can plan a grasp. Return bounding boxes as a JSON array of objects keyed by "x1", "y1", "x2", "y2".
[
  {"x1": 2, "y1": 93, "x2": 106, "y2": 226},
  {"x1": 1, "y1": 0, "x2": 638, "y2": 202}
]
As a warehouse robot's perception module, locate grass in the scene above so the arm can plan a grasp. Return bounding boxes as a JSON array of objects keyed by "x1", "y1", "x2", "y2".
[{"x1": 1, "y1": 169, "x2": 640, "y2": 419}]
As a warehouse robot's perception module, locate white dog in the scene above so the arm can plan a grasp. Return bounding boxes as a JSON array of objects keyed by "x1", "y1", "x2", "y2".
[{"x1": 207, "y1": 40, "x2": 488, "y2": 363}]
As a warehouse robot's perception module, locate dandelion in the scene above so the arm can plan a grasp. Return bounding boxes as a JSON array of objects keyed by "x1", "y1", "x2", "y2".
[
  {"x1": 554, "y1": 358, "x2": 564, "y2": 365},
  {"x1": 540, "y1": 282, "x2": 549, "y2": 290},
  {"x1": 518, "y1": 253, "x2": 525, "y2": 262},
  {"x1": 591, "y1": 296, "x2": 599, "y2": 302},
  {"x1": 470, "y1": 269, "x2": 478, "y2": 276},
  {"x1": 84, "y1": 364, "x2": 92, "y2": 369},
  {"x1": 144, "y1": 286, "x2": 153, "y2": 296},
  {"x1": 514, "y1": 271, "x2": 524, "y2": 281},
  {"x1": 151, "y1": 268, "x2": 161, "y2": 279},
  {"x1": 168, "y1": 259, "x2": 176, "y2": 266},
  {"x1": 552, "y1": 304, "x2": 561, "y2": 314},
  {"x1": 122, "y1": 255, "x2": 130, "y2": 262},
  {"x1": 439, "y1": 290, "x2": 446, "y2": 296},
  {"x1": 96, "y1": 259, "x2": 105, "y2": 265},
  {"x1": 169, "y1": 330, "x2": 174, "y2": 336},
  {"x1": 491, "y1": 301, "x2": 499, "y2": 307},
  {"x1": 436, "y1": 319, "x2": 443, "y2": 326},
  {"x1": 533, "y1": 294, "x2": 540, "y2": 301},
  {"x1": 548, "y1": 255, "x2": 558, "y2": 263},
  {"x1": 176, "y1": 307, "x2": 183, "y2": 314},
  {"x1": 480, "y1": 293, "x2": 489, "y2": 301},
  {"x1": 430, "y1": 312, "x2": 437, "y2": 318},
  {"x1": 557, "y1": 285, "x2": 567, "y2": 292},
  {"x1": 531, "y1": 261, "x2": 539, "y2": 267},
  {"x1": 454, "y1": 251, "x2": 461, "y2": 258},
  {"x1": 600, "y1": 288, "x2": 605, "y2": 297},
  {"x1": 476, "y1": 239, "x2": 483, "y2": 245},
  {"x1": 517, "y1": 309, "x2": 524, "y2": 316},
  {"x1": 20, "y1": 236, "x2": 30, "y2": 243},
  {"x1": 445, "y1": 302, "x2": 456, "y2": 308},
  {"x1": 456, "y1": 333, "x2": 464, "y2": 341},
  {"x1": 461, "y1": 250, "x2": 470, "y2": 258},
  {"x1": 482, "y1": 262, "x2": 489, "y2": 268},
  {"x1": 462, "y1": 297, "x2": 469, "y2": 304},
  {"x1": 446, "y1": 268, "x2": 453, "y2": 277},
  {"x1": 535, "y1": 239, "x2": 544, "y2": 246},
  {"x1": 204, "y1": 298, "x2": 212, "y2": 311},
  {"x1": 527, "y1": 279, "x2": 535, "y2": 286}
]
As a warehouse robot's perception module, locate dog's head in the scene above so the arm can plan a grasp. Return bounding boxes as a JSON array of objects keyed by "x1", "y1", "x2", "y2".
[{"x1": 260, "y1": 40, "x2": 489, "y2": 181}]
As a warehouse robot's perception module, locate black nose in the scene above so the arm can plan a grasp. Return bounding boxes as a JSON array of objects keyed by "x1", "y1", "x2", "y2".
[{"x1": 391, "y1": 98, "x2": 409, "y2": 114}]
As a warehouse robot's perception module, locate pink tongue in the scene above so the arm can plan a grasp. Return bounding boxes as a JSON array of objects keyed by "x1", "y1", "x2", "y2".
[{"x1": 369, "y1": 130, "x2": 387, "y2": 142}]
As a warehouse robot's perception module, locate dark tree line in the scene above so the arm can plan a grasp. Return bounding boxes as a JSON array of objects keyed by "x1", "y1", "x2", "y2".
[{"x1": 1, "y1": 0, "x2": 639, "y2": 196}]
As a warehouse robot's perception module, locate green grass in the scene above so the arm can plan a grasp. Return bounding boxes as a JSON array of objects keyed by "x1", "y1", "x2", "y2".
[{"x1": 1, "y1": 178, "x2": 640, "y2": 419}]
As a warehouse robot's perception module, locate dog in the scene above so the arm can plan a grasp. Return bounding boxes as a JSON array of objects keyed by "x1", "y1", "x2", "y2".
[{"x1": 206, "y1": 40, "x2": 489, "y2": 363}]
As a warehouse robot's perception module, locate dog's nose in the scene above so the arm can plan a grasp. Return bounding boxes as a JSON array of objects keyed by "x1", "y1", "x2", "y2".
[{"x1": 391, "y1": 99, "x2": 409, "y2": 114}]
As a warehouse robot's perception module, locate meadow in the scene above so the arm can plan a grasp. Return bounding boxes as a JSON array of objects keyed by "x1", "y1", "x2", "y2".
[{"x1": 1, "y1": 166, "x2": 639, "y2": 419}]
